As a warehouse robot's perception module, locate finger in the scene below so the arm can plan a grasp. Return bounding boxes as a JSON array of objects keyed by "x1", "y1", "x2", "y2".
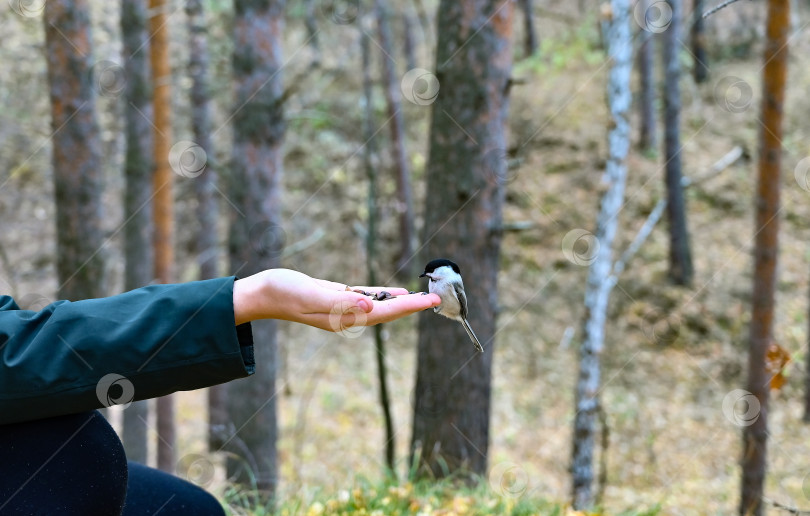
[
  {"x1": 302, "y1": 293, "x2": 440, "y2": 332},
  {"x1": 364, "y1": 293, "x2": 441, "y2": 325}
]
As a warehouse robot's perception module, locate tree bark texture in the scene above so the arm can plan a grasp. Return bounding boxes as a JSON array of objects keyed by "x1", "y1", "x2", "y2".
[
  {"x1": 374, "y1": 0, "x2": 417, "y2": 280},
  {"x1": 43, "y1": 0, "x2": 106, "y2": 302},
  {"x1": 663, "y1": 0, "x2": 693, "y2": 285},
  {"x1": 571, "y1": 0, "x2": 632, "y2": 509},
  {"x1": 410, "y1": 0, "x2": 513, "y2": 479},
  {"x1": 226, "y1": 0, "x2": 285, "y2": 499},
  {"x1": 740, "y1": 1, "x2": 789, "y2": 514},
  {"x1": 518, "y1": 0, "x2": 538, "y2": 57},
  {"x1": 692, "y1": 0, "x2": 708, "y2": 83},
  {"x1": 637, "y1": 0, "x2": 656, "y2": 152},
  {"x1": 149, "y1": 0, "x2": 176, "y2": 473},
  {"x1": 120, "y1": 0, "x2": 154, "y2": 464},
  {"x1": 184, "y1": 0, "x2": 225, "y2": 452},
  {"x1": 402, "y1": 11, "x2": 417, "y2": 72},
  {"x1": 361, "y1": 29, "x2": 396, "y2": 472}
]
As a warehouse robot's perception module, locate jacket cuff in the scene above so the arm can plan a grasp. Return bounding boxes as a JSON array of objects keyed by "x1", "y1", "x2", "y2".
[{"x1": 236, "y1": 322, "x2": 255, "y2": 375}]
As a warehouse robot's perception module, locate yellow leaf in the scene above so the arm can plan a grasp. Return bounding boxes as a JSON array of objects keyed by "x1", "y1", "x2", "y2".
[{"x1": 765, "y1": 341, "x2": 790, "y2": 391}]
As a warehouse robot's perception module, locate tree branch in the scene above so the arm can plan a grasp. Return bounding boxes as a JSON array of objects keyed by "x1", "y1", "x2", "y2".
[
  {"x1": 763, "y1": 497, "x2": 810, "y2": 515},
  {"x1": 608, "y1": 145, "x2": 745, "y2": 286},
  {"x1": 702, "y1": 0, "x2": 746, "y2": 19}
]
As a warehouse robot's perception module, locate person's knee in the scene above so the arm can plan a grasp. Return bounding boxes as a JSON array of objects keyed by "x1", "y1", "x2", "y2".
[
  {"x1": 0, "y1": 410, "x2": 128, "y2": 515},
  {"x1": 124, "y1": 462, "x2": 225, "y2": 516}
]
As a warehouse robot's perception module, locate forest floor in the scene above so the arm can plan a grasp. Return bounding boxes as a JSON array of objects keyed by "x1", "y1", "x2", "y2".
[{"x1": 5, "y1": 1, "x2": 810, "y2": 515}]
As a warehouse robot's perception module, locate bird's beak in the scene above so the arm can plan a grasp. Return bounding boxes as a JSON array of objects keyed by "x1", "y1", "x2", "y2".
[{"x1": 419, "y1": 272, "x2": 427, "y2": 278}]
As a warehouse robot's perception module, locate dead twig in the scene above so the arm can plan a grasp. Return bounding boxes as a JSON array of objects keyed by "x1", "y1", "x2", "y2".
[
  {"x1": 702, "y1": 0, "x2": 746, "y2": 19},
  {"x1": 763, "y1": 497, "x2": 810, "y2": 515},
  {"x1": 608, "y1": 145, "x2": 744, "y2": 286}
]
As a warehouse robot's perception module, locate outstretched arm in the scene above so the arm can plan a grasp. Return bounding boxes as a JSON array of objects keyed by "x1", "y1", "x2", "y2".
[{"x1": 233, "y1": 269, "x2": 441, "y2": 330}]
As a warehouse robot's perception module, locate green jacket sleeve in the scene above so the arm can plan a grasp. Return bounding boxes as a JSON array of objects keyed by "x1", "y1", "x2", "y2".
[{"x1": 0, "y1": 276, "x2": 255, "y2": 425}]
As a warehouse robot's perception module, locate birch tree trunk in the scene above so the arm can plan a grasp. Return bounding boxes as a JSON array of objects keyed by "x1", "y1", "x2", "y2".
[
  {"x1": 43, "y1": 0, "x2": 106, "y2": 302},
  {"x1": 120, "y1": 0, "x2": 154, "y2": 464},
  {"x1": 570, "y1": 0, "x2": 632, "y2": 509},
  {"x1": 739, "y1": 0, "x2": 789, "y2": 513}
]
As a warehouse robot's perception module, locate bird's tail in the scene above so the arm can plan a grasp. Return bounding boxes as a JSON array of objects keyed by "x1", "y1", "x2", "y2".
[{"x1": 461, "y1": 319, "x2": 484, "y2": 353}]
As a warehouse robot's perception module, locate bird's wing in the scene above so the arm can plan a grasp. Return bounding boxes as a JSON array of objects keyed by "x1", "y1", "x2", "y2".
[{"x1": 454, "y1": 283, "x2": 468, "y2": 320}]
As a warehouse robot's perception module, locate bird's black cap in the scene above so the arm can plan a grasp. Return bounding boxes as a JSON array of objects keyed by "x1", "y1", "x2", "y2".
[{"x1": 419, "y1": 258, "x2": 461, "y2": 277}]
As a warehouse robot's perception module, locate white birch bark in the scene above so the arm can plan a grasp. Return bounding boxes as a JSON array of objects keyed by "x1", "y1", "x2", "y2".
[{"x1": 571, "y1": 0, "x2": 632, "y2": 509}]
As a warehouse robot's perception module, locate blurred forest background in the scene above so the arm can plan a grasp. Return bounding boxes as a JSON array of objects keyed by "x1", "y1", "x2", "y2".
[{"x1": 3, "y1": 0, "x2": 810, "y2": 514}]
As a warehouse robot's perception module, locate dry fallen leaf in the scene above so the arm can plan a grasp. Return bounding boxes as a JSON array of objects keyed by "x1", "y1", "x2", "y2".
[{"x1": 765, "y1": 341, "x2": 790, "y2": 391}]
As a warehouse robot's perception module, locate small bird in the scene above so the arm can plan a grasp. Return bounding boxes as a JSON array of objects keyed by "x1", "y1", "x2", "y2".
[{"x1": 419, "y1": 258, "x2": 484, "y2": 353}]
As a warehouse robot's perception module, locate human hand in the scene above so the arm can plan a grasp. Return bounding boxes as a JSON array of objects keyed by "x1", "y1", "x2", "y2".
[{"x1": 233, "y1": 269, "x2": 441, "y2": 332}]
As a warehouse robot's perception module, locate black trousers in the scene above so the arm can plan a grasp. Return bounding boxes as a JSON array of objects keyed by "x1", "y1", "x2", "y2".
[{"x1": 0, "y1": 411, "x2": 225, "y2": 515}]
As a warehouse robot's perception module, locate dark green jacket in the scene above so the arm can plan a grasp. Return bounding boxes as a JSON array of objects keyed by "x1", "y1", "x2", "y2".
[{"x1": 0, "y1": 276, "x2": 255, "y2": 425}]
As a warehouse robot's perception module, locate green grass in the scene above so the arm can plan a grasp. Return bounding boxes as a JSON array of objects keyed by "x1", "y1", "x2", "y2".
[{"x1": 222, "y1": 475, "x2": 663, "y2": 515}]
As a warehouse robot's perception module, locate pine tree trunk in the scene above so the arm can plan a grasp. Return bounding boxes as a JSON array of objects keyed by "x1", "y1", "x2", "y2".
[
  {"x1": 637, "y1": 0, "x2": 656, "y2": 153},
  {"x1": 120, "y1": 0, "x2": 154, "y2": 464},
  {"x1": 740, "y1": 1, "x2": 789, "y2": 513},
  {"x1": 361, "y1": 29, "x2": 396, "y2": 472},
  {"x1": 692, "y1": 0, "x2": 708, "y2": 83},
  {"x1": 149, "y1": 0, "x2": 176, "y2": 473},
  {"x1": 805, "y1": 279, "x2": 810, "y2": 421},
  {"x1": 518, "y1": 0, "x2": 538, "y2": 57},
  {"x1": 184, "y1": 0, "x2": 224, "y2": 452},
  {"x1": 226, "y1": 0, "x2": 285, "y2": 500},
  {"x1": 571, "y1": 0, "x2": 632, "y2": 509},
  {"x1": 374, "y1": 0, "x2": 417, "y2": 279},
  {"x1": 43, "y1": 0, "x2": 106, "y2": 302},
  {"x1": 402, "y1": 12, "x2": 417, "y2": 72},
  {"x1": 663, "y1": 0, "x2": 693, "y2": 285},
  {"x1": 304, "y1": 0, "x2": 320, "y2": 66},
  {"x1": 409, "y1": 0, "x2": 513, "y2": 479}
]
